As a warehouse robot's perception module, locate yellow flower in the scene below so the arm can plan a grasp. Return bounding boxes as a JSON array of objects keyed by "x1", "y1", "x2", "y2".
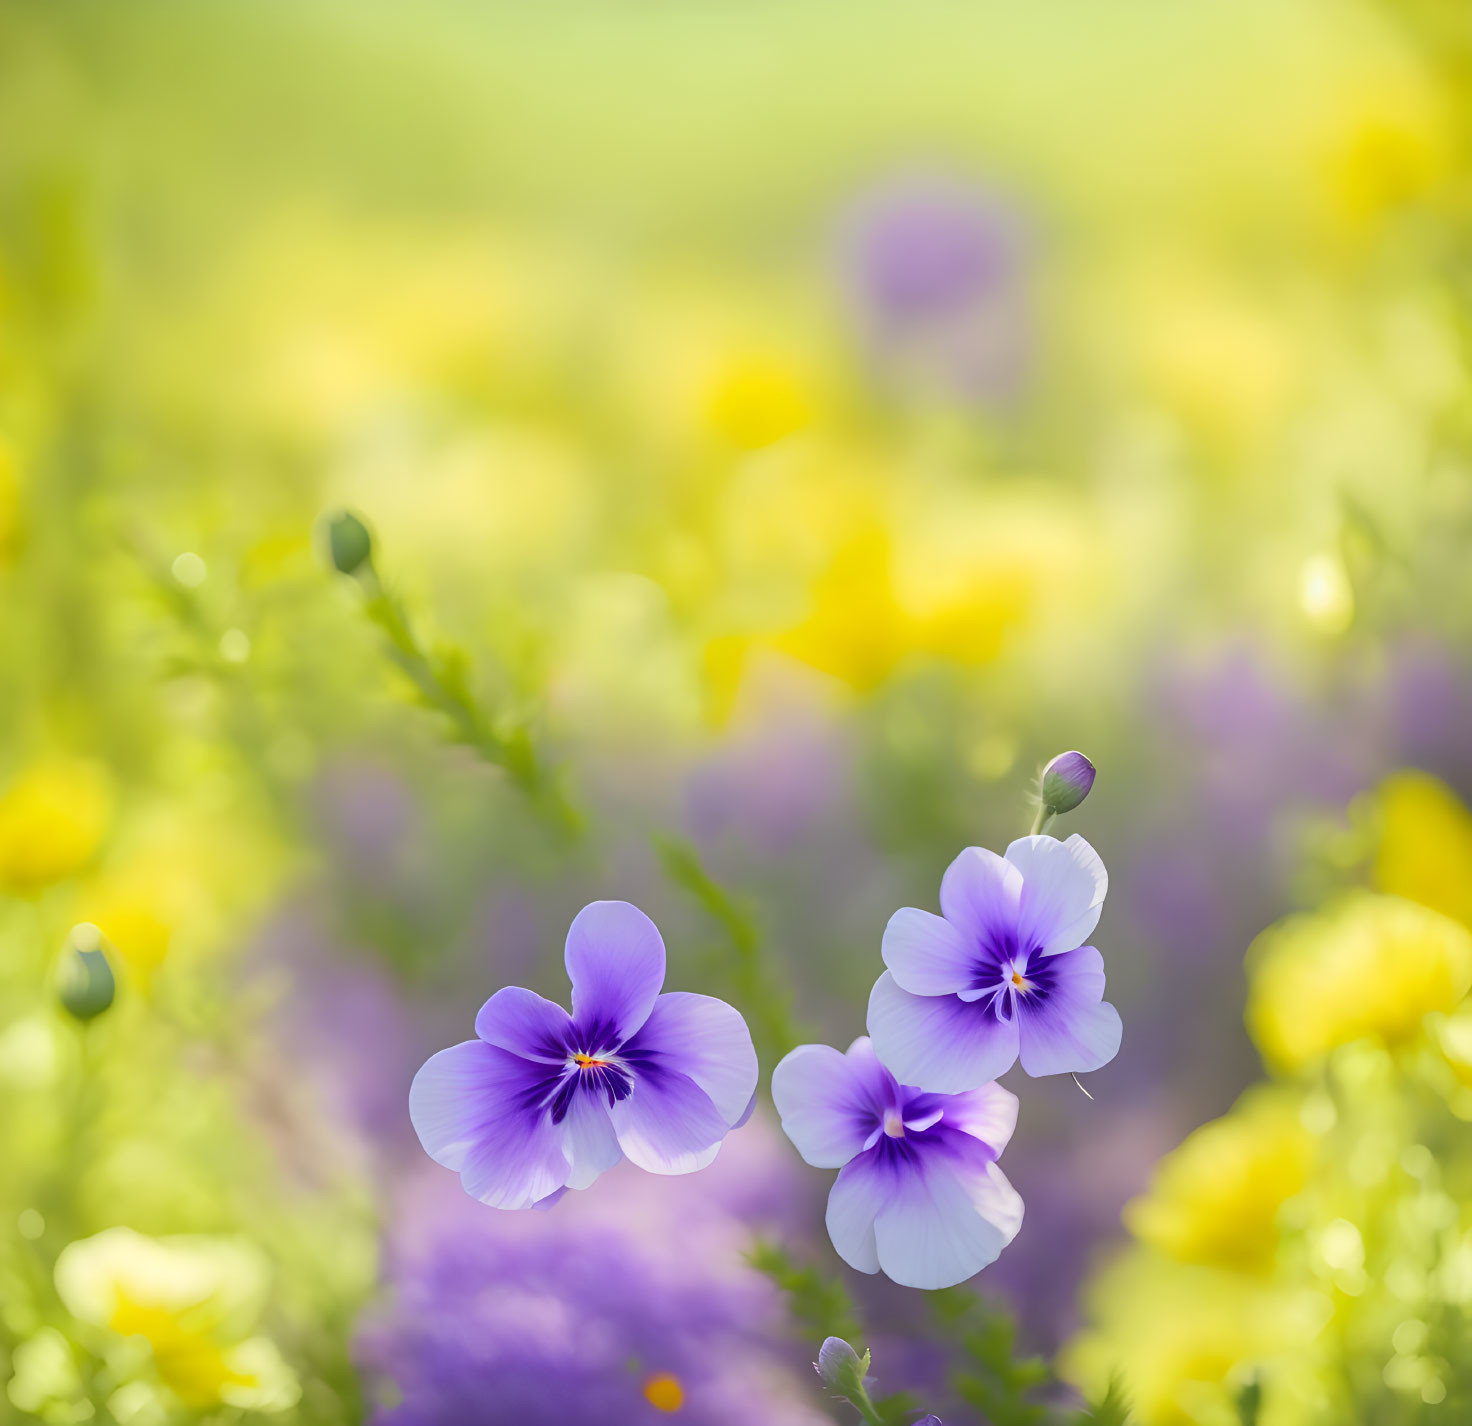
[
  {"x1": 54, "y1": 1227, "x2": 298, "y2": 1413},
  {"x1": 1246, "y1": 894, "x2": 1472, "y2": 1074},
  {"x1": 701, "y1": 350, "x2": 816, "y2": 450},
  {"x1": 73, "y1": 805, "x2": 282, "y2": 981},
  {"x1": 1373, "y1": 772, "x2": 1472, "y2": 931},
  {"x1": 1062, "y1": 1251, "x2": 1331, "y2": 1426},
  {"x1": 0, "y1": 759, "x2": 112, "y2": 893},
  {"x1": 1124, "y1": 1088, "x2": 1315, "y2": 1274}
]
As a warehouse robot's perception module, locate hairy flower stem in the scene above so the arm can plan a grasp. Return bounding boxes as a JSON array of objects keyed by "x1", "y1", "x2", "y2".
[
  {"x1": 351, "y1": 563, "x2": 583, "y2": 838},
  {"x1": 1029, "y1": 806, "x2": 1056, "y2": 836},
  {"x1": 652, "y1": 834, "x2": 804, "y2": 1063}
]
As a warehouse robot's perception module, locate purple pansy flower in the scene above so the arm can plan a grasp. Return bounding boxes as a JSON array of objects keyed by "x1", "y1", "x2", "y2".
[
  {"x1": 867, "y1": 835, "x2": 1121, "y2": 1094},
  {"x1": 771, "y1": 1037, "x2": 1022, "y2": 1290},
  {"x1": 410, "y1": 900, "x2": 758, "y2": 1208}
]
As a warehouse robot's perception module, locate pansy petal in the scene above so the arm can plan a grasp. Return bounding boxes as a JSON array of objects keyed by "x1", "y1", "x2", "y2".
[
  {"x1": 939, "y1": 847, "x2": 1024, "y2": 944},
  {"x1": 825, "y1": 1155, "x2": 887, "y2": 1274},
  {"x1": 560, "y1": 1087, "x2": 624, "y2": 1190},
  {"x1": 1005, "y1": 834, "x2": 1107, "y2": 956},
  {"x1": 610, "y1": 1063, "x2": 729, "y2": 1175},
  {"x1": 474, "y1": 986, "x2": 574, "y2": 1063},
  {"x1": 409, "y1": 1042, "x2": 569, "y2": 1210},
  {"x1": 1016, "y1": 945, "x2": 1122, "y2": 1076},
  {"x1": 771, "y1": 1042, "x2": 887, "y2": 1169},
  {"x1": 941, "y1": 1081, "x2": 1019, "y2": 1155},
  {"x1": 867, "y1": 972, "x2": 1019, "y2": 1094},
  {"x1": 564, "y1": 900, "x2": 667, "y2": 1044},
  {"x1": 872, "y1": 1138, "x2": 1024, "y2": 1289},
  {"x1": 882, "y1": 907, "x2": 976, "y2": 997},
  {"x1": 621, "y1": 991, "x2": 757, "y2": 1127}
]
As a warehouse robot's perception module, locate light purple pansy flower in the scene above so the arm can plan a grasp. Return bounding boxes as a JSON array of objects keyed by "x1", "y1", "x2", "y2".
[
  {"x1": 867, "y1": 835, "x2": 1122, "y2": 1094},
  {"x1": 771, "y1": 1037, "x2": 1022, "y2": 1290},
  {"x1": 410, "y1": 901, "x2": 758, "y2": 1209}
]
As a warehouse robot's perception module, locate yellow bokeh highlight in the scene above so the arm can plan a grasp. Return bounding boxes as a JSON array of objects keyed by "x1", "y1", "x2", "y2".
[
  {"x1": 642, "y1": 1372, "x2": 685, "y2": 1412},
  {"x1": 1246, "y1": 893, "x2": 1472, "y2": 1074},
  {"x1": 0, "y1": 759, "x2": 113, "y2": 893}
]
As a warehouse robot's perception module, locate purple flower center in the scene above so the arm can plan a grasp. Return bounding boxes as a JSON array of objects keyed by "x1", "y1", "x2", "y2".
[
  {"x1": 521, "y1": 1016, "x2": 639, "y2": 1125},
  {"x1": 857, "y1": 1086, "x2": 950, "y2": 1170},
  {"x1": 959, "y1": 931, "x2": 1057, "y2": 1022}
]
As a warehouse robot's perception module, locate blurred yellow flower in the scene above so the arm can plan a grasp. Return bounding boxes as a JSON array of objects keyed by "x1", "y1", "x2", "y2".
[
  {"x1": 54, "y1": 1227, "x2": 298, "y2": 1413},
  {"x1": 1246, "y1": 894, "x2": 1472, "y2": 1074},
  {"x1": 702, "y1": 350, "x2": 817, "y2": 450},
  {"x1": 1321, "y1": 66, "x2": 1451, "y2": 234},
  {"x1": 1374, "y1": 771, "x2": 1472, "y2": 931},
  {"x1": 73, "y1": 806, "x2": 282, "y2": 981},
  {"x1": 0, "y1": 759, "x2": 112, "y2": 893},
  {"x1": 1124, "y1": 1088, "x2": 1315, "y2": 1274},
  {"x1": 1062, "y1": 1252, "x2": 1331, "y2": 1426},
  {"x1": 770, "y1": 522, "x2": 1031, "y2": 694}
]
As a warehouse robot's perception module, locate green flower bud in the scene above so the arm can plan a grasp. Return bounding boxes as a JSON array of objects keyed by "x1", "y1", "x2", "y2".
[
  {"x1": 324, "y1": 509, "x2": 373, "y2": 577},
  {"x1": 58, "y1": 929, "x2": 115, "y2": 1021}
]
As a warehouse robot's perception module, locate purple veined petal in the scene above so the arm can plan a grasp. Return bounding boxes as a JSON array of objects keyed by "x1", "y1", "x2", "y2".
[
  {"x1": 882, "y1": 907, "x2": 976, "y2": 997},
  {"x1": 620, "y1": 991, "x2": 757, "y2": 1127},
  {"x1": 608, "y1": 1062, "x2": 730, "y2": 1175},
  {"x1": 409, "y1": 1042, "x2": 569, "y2": 1210},
  {"x1": 474, "y1": 986, "x2": 574, "y2": 1063},
  {"x1": 530, "y1": 1185, "x2": 569, "y2": 1211},
  {"x1": 825, "y1": 1154, "x2": 888, "y2": 1274},
  {"x1": 867, "y1": 972, "x2": 1019, "y2": 1094},
  {"x1": 872, "y1": 1137, "x2": 1024, "y2": 1289},
  {"x1": 938, "y1": 847, "x2": 1023, "y2": 945},
  {"x1": 941, "y1": 1081, "x2": 1019, "y2": 1155},
  {"x1": 564, "y1": 900, "x2": 667, "y2": 1045},
  {"x1": 1015, "y1": 945, "x2": 1122, "y2": 1076},
  {"x1": 1005, "y1": 834, "x2": 1107, "y2": 956},
  {"x1": 558, "y1": 1085, "x2": 624, "y2": 1190},
  {"x1": 771, "y1": 1041, "x2": 888, "y2": 1169}
]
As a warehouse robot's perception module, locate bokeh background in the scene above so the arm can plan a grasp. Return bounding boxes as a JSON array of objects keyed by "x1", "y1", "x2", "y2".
[{"x1": 5, "y1": 1, "x2": 1472, "y2": 1422}]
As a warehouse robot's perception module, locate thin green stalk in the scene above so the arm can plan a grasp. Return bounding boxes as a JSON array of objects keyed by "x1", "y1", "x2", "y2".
[{"x1": 353, "y1": 565, "x2": 582, "y2": 837}]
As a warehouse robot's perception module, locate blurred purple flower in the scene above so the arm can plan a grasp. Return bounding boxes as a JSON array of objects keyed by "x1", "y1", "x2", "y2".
[
  {"x1": 867, "y1": 837, "x2": 1120, "y2": 1093},
  {"x1": 410, "y1": 900, "x2": 758, "y2": 1207},
  {"x1": 842, "y1": 173, "x2": 1030, "y2": 404},
  {"x1": 771, "y1": 1037, "x2": 1022, "y2": 1289},
  {"x1": 359, "y1": 1129, "x2": 827, "y2": 1426},
  {"x1": 686, "y1": 710, "x2": 851, "y2": 856}
]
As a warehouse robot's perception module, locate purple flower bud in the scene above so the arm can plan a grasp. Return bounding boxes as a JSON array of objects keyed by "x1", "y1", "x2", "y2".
[
  {"x1": 814, "y1": 1337, "x2": 869, "y2": 1400},
  {"x1": 1041, "y1": 750, "x2": 1096, "y2": 816}
]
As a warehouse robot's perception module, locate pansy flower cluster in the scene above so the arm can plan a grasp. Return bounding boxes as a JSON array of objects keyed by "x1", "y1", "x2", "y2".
[{"x1": 409, "y1": 753, "x2": 1120, "y2": 1293}]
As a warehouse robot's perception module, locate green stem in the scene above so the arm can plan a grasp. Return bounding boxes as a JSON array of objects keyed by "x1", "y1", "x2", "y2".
[
  {"x1": 1030, "y1": 805, "x2": 1055, "y2": 836},
  {"x1": 846, "y1": 1386, "x2": 889, "y2": 1426},
  {"x1": 355, "y1": 567, "x2": 582, "y2": 837},
  {"x1": 651, "y1": 833, "x2": 802, "y2": 1063}
]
